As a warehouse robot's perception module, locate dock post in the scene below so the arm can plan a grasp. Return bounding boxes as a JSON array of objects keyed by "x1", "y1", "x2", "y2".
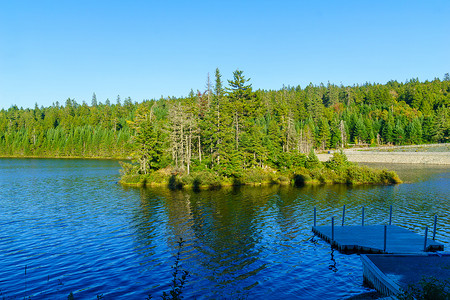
[
  {"x1": 424, "y1": 226, "x2": 428, "y2": 252},
  {"x1": 331, "y1": 217, "x2": 335, "y2": 246},
  {"x1": 362, "y1": 206, "x2": 365, "y2": 226},
  {"x1": 314, "y1": 207, "x2": 316, "y2": 227},
  {"x1": 433, "y1": 215, "x2": 437, "y2": 240},
  {"x1": 389, "y1": 205, "x2": 392, "y2": 225},
  {"x1": 342, "y1": 205, "x2": 346, "y2": 226},
  {"x1": 384, "y1": 225, "x2": 387, "y2": 253}
]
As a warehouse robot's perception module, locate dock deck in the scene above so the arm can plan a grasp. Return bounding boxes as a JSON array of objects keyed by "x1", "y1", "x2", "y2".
[
  {"x1": 312, "y1": 225, "x2": 444, "y2": 253},
  {"x1": 361, "y1": 253, "x2": 450, "y2": 297}
]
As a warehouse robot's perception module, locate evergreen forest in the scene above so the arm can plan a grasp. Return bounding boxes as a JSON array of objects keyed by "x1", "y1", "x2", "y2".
[{"x1": 1, "y1": 70, "x2": 448, "y2": 186}]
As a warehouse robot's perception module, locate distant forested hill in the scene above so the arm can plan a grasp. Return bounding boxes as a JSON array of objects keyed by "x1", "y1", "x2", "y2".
[{"x1": 0, "y1": 70, "x2": 448, "y2": 176}]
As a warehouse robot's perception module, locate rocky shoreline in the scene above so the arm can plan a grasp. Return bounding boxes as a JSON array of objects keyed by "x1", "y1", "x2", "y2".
[
  {"x1": 318, "y1": 150, "x2": 450, "y2": 165},
  {"x1": 317, "y1": 144, "x2": 450, "y2": 165}
]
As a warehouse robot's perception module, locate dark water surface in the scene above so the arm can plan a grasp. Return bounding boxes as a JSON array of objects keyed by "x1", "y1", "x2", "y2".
[{"x1": 0, "y1": 159, "x2": 449, "y2": 299}]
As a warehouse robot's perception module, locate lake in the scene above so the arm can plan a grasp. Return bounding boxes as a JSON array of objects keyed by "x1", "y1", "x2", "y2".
[{"x1": 0, "y1": 159, "x2": 448, "y2": 299}]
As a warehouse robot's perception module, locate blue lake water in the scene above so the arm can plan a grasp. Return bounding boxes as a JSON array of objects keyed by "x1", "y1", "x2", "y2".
[{"x1": 0, "y1": 159, "x2": 449, "y2": 299}]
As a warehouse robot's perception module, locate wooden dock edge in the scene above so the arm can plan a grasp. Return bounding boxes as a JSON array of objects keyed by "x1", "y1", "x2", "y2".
[
  {"x1": 312, "y1": 225, "x2": 443, "y2": 254},
  {"x1": 360, "y1": 255, "x2": 401, "y2": 297},
  {"x1": 312, "y1": 226, "x2": 384, "y2": 253}
]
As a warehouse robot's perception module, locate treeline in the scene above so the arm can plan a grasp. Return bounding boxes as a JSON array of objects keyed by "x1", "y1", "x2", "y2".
[
  {"x1": 0, "y1": 96, "x2": 135, "y2": 157},
  {"x1": 0, "y1": 71, "x2": 449, "y2": 172}
]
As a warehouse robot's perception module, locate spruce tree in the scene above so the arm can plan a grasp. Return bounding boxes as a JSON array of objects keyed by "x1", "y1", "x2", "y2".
[
  {"x1": 130, "y1": 104, "x2": 164, "y2": 174},
  {"x1": 406, "y1": 117, "x2": 422, "y2": 144},
  {"x1": 91, "y1": 93, "x2": 98, "y2": 107}
]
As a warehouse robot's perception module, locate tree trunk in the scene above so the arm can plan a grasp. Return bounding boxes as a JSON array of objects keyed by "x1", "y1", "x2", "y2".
[
  {"x1": 234, "y1": 111, "x2": 239, "y2": 150},
  {"x1": 198, "y1": 136, "x2": 202, "y2": 162}
]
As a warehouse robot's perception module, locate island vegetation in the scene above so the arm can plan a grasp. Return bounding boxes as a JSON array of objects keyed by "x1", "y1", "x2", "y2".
[{"x1": 1, "y1": 70, "x2": 449, "y2": 187}]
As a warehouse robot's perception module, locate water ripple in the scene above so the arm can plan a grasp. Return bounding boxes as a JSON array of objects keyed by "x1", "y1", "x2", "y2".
[{"x1": 0, "y1": 159, "x2": 448, "y2": 299}]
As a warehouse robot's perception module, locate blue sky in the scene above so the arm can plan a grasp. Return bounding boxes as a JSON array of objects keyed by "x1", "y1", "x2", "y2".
[{"x1": 0, "y1": 0, "x2": 449, "y2": 109}]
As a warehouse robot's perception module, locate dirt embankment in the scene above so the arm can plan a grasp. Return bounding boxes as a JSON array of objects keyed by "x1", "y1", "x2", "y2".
[{"x1": 317, "y1": 144, "x2": 450, "y2": 165}]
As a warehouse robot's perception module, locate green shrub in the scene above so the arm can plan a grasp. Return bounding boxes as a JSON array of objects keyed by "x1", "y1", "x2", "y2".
[
  {"x1": 308, "y1": 168, "x2": 323, "y2": 180},
  {"x1": 147, "y1": 170, "x2": 168, "y2": 184},
  {"x1": 119, "y1": 161, "x2": 138, "y2": 176},
  {"x1": 191, "y1": 170, "x2": 222, "y2": 188},
  {"x1": 292, "y1": 167, "x2": 312, "y2": 186},
  {"x1": 180, "y1": 174, "x2": 194, "y2": 186},
  {"x1": 397, "y1": 277, "x2": 450, "y2": 300},
  {"x1": 242, "y1": 168, "x2": 272, "y2": 184},
  {"x1": 121, "y1": 174, "x2": 141, "y2": 184},
  {"x1": 305, "y1": 148, "x2": 322, "y2": 169},
  {"x1": 325, "y1": 151, "x2": 351, "y2": 171},
  {"x1": 361, "y1": 166, "x2": 379, "y2": 183},
  {"x1": 379, "y1": 169, "x2": 402, "y2": 184},
  {"x1": 190, "y1": 158, "x2": 212, "y2": 172},
  {"x1": 168, "y1": 175, "x2": 183, "y2": 190},
  {"x1": 139, "y1": 174, "x2": 149, "y2": 185},
  {"x1": 292, "y1": 152, "x2": 307, "y2": 168},
  {"x1": 278, "y1": 175, "x2": 290, "y2": 183},
  {"x1": 345, "y1": 166, "x2": 364, "y2": 184},
  {"x1": 319, "y1": 168, "x2": 338, "y2": 184}
]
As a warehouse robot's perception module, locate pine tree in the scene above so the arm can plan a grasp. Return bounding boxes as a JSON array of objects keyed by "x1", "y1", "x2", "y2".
[
  {"x1": 317, "y1": 117, "x2": 330, "y2": 150},
  {"x1": 381, "y1": 115, "x2": 395, "y2": 144},
  {"x1": 406, "y1": 117, "x2": 422, "y2": 144},
  {"x1": 213, "y1": 68, "x2": 225, "y2": 165},
  {"x1": 422, "y1": 115, "x2": 434, "y2": 142},
  {"x1": 353, "y1": 117, "x2": 367, "y2": 145},
  {"x1": 393, "y1": 119, "x2": 405, "y2": 145},
  {"x1": 91, "y1": 93, "x2": 98, "y2": 107},
  {"x1": 432, "y1": 106, "x2": 449, "y2": 143},
  {"x1": 129, "y1": 104, "x2": 164, "y2": 174},
  {"x1": 226, "y1": 69, "x2": 253, "y2": 151},
  {"x1": 305, "y1": 148, "x2": 321, "y2": 169},
  {"x1": 329, "y1": 117, "x2": 341, "y2": 149}
]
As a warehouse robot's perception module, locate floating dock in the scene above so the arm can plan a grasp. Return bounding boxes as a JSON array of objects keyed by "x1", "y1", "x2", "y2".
[
  {"x1": 312, "y1": 225, "x2": 444, "y2": 253},
  {"x1": 361, "y1": 253, "x2": 450, "y2": 297},
  {"x1": 312, "y1": 206, "x2": 447, "y2": 297}
]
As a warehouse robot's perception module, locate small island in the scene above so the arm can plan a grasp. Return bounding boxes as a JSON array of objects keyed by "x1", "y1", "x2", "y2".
[
  {"x1": 119, "y1": 149, "x2": 401, "y2": 189},
  {"x1": 119, "y1": 69, "x2": 405, "y2": 189}
]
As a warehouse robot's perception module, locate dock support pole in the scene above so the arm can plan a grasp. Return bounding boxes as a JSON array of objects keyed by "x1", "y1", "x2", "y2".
[
  {"x1": 362, "y1": 206, "x2": 365, "y2": 226},
  {"x1": 384, "y1": 225, "x2": 387, "y2": 253},
  {"x1": 389, "y1": 205, "x2": 392, "y2": 226},
  {"x1": 424, "y1": 226, "x2": 428, "y2": 252},
  {"x1": 331, "y1": 217, "x2": 335, "y2": 246},
  {"x1": 433, "y1": 215, "x2": 437, "y2": 241},
  {"x1": 314, "y1": 207, "x2": 316, "y2": 227},
  {"x1": 342, "y1": 205, "x2": 346, "y2": 226}
]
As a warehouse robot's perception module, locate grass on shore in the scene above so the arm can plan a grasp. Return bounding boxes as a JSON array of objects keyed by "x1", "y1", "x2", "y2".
[{"x1": 120, "y1": 152, "x2": 402, "y2": 189}]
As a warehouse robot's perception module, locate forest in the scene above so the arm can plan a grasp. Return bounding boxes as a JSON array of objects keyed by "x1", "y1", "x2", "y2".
[{"x1": 0, "y1": 70, "x2": 448, "y2": 186}]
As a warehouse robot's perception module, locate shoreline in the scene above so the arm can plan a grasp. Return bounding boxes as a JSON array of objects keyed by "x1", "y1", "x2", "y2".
[
  {"x1": 318, "y1": 151, "x2": 450, "y2": 165},
  {"x1": 0, "y1": 155, "x2": 130, "y2": 160}
]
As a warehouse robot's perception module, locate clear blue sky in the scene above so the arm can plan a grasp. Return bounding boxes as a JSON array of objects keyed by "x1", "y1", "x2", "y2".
[{"x1": 1, "y1": 0, "x2": 449, "y2": 110}]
